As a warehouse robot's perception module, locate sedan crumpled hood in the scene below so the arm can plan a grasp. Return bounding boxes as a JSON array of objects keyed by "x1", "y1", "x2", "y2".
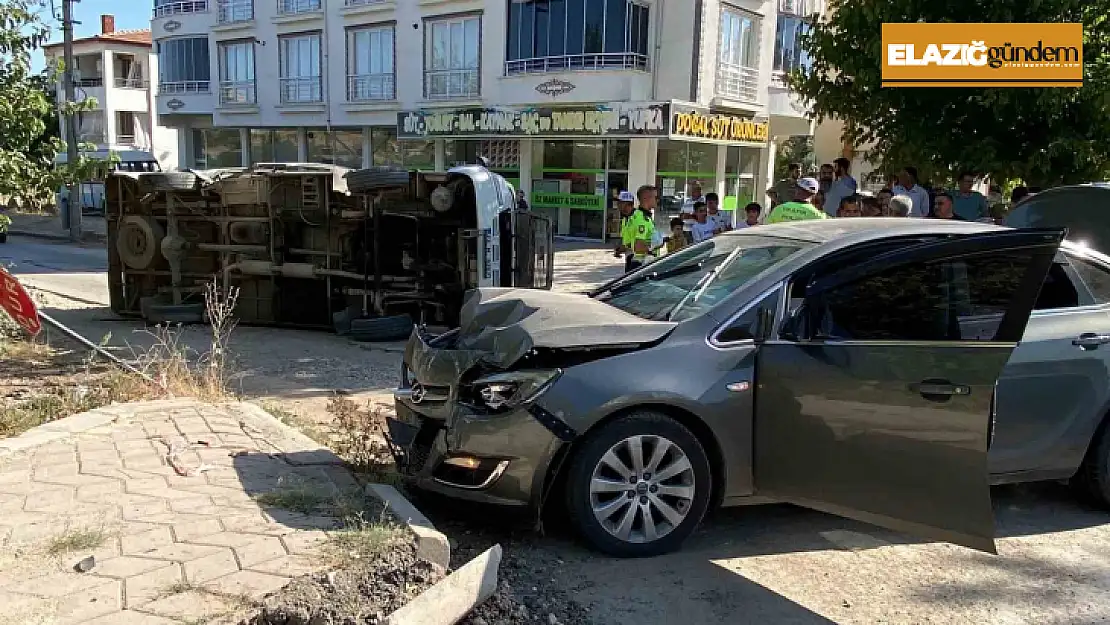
[{"x1": 451, "y1": 287, "x2": 676, "y2": 370}]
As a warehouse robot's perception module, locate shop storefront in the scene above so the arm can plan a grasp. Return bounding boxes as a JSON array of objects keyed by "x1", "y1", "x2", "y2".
[{"x1": 395, "y1": 101, "x2": 769, "y2": 241}]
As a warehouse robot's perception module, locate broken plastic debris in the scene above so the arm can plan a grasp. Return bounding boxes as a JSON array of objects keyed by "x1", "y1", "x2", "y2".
[{"x1": 74, "y1": 556, "x2": 95, "y2": 573}]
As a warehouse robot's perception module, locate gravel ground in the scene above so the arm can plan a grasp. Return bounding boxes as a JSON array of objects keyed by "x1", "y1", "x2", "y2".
[{"x1": 242, "y1": 541, "x2": 444, "y2": 625}]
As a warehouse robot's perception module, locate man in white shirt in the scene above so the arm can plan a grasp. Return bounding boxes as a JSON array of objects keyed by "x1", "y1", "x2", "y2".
[
  {"x1": 823, "y1": 157, "x2": 858, "y2": 216},
  {"x1": 680, "y1": 182, "x2": 704, "y2": 245},
  {"x1": 892, "y1": 166, "x2": 931, "y2": 217}
]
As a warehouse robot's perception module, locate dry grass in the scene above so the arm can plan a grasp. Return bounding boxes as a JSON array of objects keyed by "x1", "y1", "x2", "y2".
[
  {"x1": 0, "y1": 281, "x2": 242, "y2": 438},
  {"x1": 326, "y1": 397, "x2": 400, "y2": 485},
  {"x1": 44, "y1": 526, "x2": 108, "y2": 557}
]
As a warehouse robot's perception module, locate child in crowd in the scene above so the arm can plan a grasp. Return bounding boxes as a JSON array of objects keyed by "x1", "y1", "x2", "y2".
[
  {"x1": 691, "y1": 201, "x2": 716, "y2": 243},
  {"x1": 666, "y1": 218, "x2": 687, "y2": 254},
  {"x1": 741, "y1": 202, "x2": 762, "y2": 227}
]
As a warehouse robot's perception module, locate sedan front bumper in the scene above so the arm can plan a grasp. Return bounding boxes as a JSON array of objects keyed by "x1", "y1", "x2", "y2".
[{"x1": 387, "y1": 391, "x2": 568, "y2": 511}]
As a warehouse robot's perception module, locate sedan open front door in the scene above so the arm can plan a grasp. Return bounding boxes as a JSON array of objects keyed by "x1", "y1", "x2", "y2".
[{"x1": 753, "y1": 229, "x2": 1065, "y2": 552}]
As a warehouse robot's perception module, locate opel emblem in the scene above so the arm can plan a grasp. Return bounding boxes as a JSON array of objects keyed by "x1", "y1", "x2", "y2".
[{"x1": 410, "y1": 383, "x2": 426, "y2": 404}]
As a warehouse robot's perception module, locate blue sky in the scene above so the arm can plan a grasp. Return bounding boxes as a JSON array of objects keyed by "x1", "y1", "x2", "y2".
[{"x1": 33, "y1": 1, "x2": 151, "y2": 71}]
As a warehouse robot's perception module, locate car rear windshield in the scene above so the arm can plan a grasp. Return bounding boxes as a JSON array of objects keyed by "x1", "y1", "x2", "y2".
[{"x1": 595, "y1": 234, "x2": 812, "y2": 321}]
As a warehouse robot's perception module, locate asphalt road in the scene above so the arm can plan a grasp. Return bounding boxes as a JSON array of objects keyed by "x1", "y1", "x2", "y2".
[{"x1": 6, "y1": 234, "x2": 1110, "y2": 624}]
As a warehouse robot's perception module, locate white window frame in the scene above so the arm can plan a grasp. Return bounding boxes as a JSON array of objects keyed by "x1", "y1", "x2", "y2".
[
  {"x1": 347, "y1": 24, "x2": 395, "y2": 101},
  {"x1": 424, "y1": 13, "x2": 481, "y2": 99},
  {"x1": 279, "y1": 32, "x2": 323, "y2": 103},
  {"x1": 218, "y1": 40, "x2": 256, "y2": 105},
  {"x1": 716, "y1": 6, "x2": 760, "y2": 103}
]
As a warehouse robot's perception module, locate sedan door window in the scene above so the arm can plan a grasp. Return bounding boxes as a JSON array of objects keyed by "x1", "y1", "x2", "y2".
[{"x1": 798, "y1": 253, "x2": 1040, "y2": 343}]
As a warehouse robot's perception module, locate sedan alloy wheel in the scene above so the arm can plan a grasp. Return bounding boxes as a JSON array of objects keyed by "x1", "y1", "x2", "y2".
[
  {"x1": 589, "y1": 434, "x2": 696, "y2": 543},
  {"x1": 565, "y1": 412, "x2": 712, "y2": 557}
]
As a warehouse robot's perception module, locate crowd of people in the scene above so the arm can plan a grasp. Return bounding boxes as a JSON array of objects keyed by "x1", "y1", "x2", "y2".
[{"x1": 612, "y1": 160, "x2": 1039, "y2": 269}]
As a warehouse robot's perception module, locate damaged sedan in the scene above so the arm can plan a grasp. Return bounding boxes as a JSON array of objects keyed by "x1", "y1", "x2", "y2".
[{"x1": 390, "y1": 219, "x2": 1091, "y2": 557}]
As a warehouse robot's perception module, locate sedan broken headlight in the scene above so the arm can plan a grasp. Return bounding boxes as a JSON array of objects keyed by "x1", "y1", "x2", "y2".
[{"x1": 468, "y1": 370, "x2": 562, "y2": 412}]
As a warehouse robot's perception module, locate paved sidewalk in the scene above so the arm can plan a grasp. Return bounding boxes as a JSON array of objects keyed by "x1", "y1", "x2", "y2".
[
  {"x1": 0, "y1": 399, "x2": 360, "y2": 625},
  {"x1": 6, "y1": 212, "x2": 108, "y2": 243}
]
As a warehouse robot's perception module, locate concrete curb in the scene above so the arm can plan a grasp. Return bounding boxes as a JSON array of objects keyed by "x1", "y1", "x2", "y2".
[
  {"x1": 367, "y1": 482, "x2": 451, "y2": 570},
  {"x1": 386, "y1": 544, "x2": 502, "y2": 625},
  {"x1": 9, "y1": 229, "x2": 107, "y2": 244}
]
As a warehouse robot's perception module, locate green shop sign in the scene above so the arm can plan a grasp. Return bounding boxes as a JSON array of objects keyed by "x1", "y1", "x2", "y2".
[{"x1": 530, "y1": 192, "x2": 606, "y2": 211}]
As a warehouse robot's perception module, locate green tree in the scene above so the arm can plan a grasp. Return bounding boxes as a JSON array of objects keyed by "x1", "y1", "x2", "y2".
[
  {"x1": 0, "y1": 0, "x2": 101, "y2": 205},
  {"x1": 774, "y1": 135, "x2": 816, "y2": 179},
  {"x1": 790, "y1": 0, "x2": 1110, "y2": 187}
]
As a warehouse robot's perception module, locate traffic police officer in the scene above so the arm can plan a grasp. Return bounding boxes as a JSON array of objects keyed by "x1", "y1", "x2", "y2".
[{"x1": 615, "y1": 190, "x2": 654, "y2": 272}]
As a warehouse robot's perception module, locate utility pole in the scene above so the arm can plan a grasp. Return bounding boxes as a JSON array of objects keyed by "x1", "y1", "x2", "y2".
[{"x1": 60, "y1": 0, "x2": 82, "y2": 241}]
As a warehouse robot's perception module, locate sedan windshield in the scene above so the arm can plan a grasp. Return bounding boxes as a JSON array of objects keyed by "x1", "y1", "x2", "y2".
[{"x1": 594, "y1": 234, "x2": 812, "y2": 321}]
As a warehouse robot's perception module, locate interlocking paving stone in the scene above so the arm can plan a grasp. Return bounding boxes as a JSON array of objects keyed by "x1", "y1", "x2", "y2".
[{"x1": 0, "y1": 400, "x2": 369, "y2": 624}]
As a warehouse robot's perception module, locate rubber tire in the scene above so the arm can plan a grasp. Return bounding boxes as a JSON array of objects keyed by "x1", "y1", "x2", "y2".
[
  {"x1": 116, "y1": 215, "x2": 165, "y2": 270},
  {"x1": 346, "y1": 167, "x2": 410, "y2": 194},
  {"x1": 564, "y1": 411, "x2": 712, "y2": 557},
  {"x1": 141, "y1": 172, "x2": 200, "y2": 193},
  {"x1": 348, "y1": 314, "x2": 415, "y2": 342},
  {"x1": 1071, "y1": 420, "x2": 1110, "y2": 506}
]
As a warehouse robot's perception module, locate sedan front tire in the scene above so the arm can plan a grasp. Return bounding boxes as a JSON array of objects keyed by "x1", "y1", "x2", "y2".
[{"x1": 565, "y1": 411, "x2": 712, "y2": 557}]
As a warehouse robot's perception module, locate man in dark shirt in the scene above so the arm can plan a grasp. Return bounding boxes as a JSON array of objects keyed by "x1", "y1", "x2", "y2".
[{"x1": 927, "y1": 191, "x2": 967, "y2": 221}]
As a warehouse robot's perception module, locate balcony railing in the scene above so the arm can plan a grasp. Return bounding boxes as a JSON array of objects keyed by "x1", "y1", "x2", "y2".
[
  {"x1": 76, "y1": 77, "x2": 104, "y2": 88},
  {"x1": 153, "y1": 0, "x2": 208, "y2": 17},
  {"x1": 424, "y1": 68, "x2": 479, "y2": 100},
  {"x1": 219, "y1": 80, "x2": 256, "y2": 105},
  {"x1": 114, "y1": 77, "x2": 147, "y2": 89},
  {"x1": 280, "y1": 76, "x2": 322, "y2": 103},
  {"x1": 347, "y1": 74, "x2": 394, "y2": 101},
  {"x1": 715, "y1": 61, "x2": 760, "y2": 103},
  {"x1": 505, "y1": 53, "x2": 649, "y2": 75},
  {"x1": 277, "y1": 0, "x2": 320, "y2": 14},
  {"x1": 344, "y1": 0, "x2": 386, "y2": 5},
  {"x1": 160, "y1": 80, "x2": 211, "y2": 94},
  {"x1": 217, "y1": 0, "x2": 253, "y2": 22}
]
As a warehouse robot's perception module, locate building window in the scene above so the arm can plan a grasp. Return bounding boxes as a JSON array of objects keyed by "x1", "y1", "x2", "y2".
[
  {"x1": 116, "y1": 111, "x2": 136, "y2": 145},
  {"x1": 307, "y1": 129, "x2": 364, "y2": 168},
  {"x1": 505, "y1": 0, "x2": 649, "y2": 74},
  {"x1": 424, "y1": 14, "x2": 480, "y2": 99},
  {"x1": 218, "y1": 40, "x2": 255, "y2": 105},
  {"x1": 192, "y1": 128, "x2": 242, "y2": 169},
  {"x1": 277, "y1": 0, "x2": 320, "y2": 15},
  {"x1": 347, "y1": 25, "x2": 395, "y2": 101},
  {"x1": 217, "y1": 0, "x2": 252, "y2": 22},
  {"x1": 250, "y1": 129, "x2": 299, "y2": 164},
  {"x1": 534, "y1": 140, "x2": 629, "y2": 240},
  {"x1": 153, "y1": 0, "x2": 209, "y2": 18},
  {"x1": 280, "y1": 33, "x2": 323, "y2": 103},
  {"x1": 76, "y1": 111, "x2": 106, "y2": 143},
  {"x1": 773, "y1": 1, "x2": 813, "y2": 76},
  {"x1": 656, "y1": 139, "x2": 718, "y2": 216},
  {"x1": 157, "y1": 37, "x2": 210, "y2": 93},
  {"x1": 716, "y1": 7, "x2": 760, "y2": 103}
]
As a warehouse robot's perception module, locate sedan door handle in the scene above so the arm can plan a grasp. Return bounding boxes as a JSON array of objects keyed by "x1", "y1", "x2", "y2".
[
  {"x1": 910, "y1": 380, "x2": 971, "y2": 400},
  {"x1": 1073, "y1": 333, "x2": 1110, "y2": 349}
]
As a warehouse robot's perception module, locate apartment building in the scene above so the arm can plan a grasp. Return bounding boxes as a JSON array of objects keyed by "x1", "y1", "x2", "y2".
[
  {"x1": 43, "y1": 16, "x2": 179, "y2": 169},
  {"x1": 151, "y1": 0, "x2": 815, "y2": 240}
]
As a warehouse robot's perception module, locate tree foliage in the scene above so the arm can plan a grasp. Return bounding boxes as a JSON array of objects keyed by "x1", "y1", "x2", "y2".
[
  {"x1": 774, "y1": 135, "x2": 816, "y2": 178},
  {"x1": 791, "y1": 0, "x2": 1110, "y2": 187},
  {"x1": 0, "y1": 0, "x2": 100, "y2": 204}
]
